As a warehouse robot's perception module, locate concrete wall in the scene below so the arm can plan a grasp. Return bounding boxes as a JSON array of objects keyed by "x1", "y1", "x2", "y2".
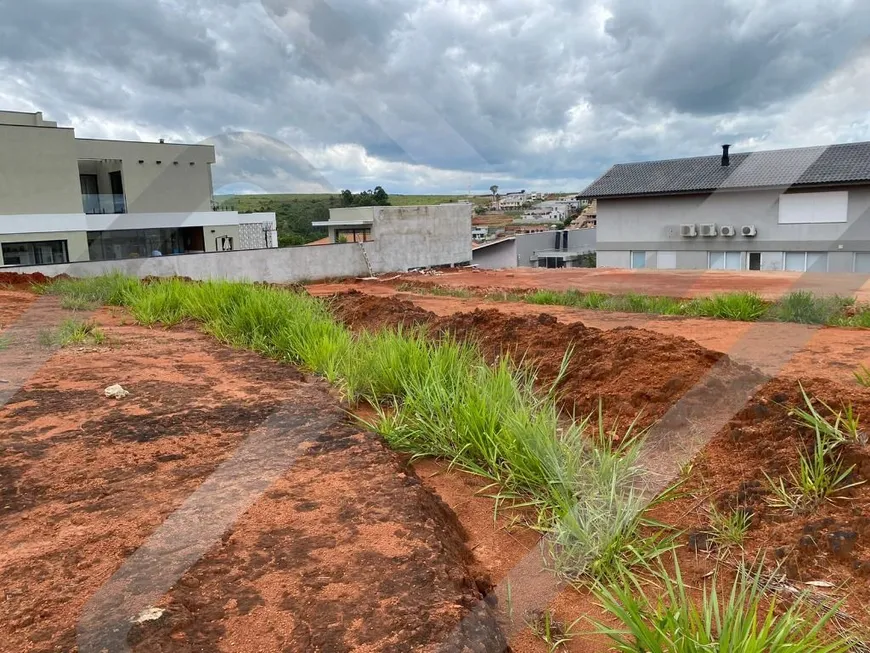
[
  {"x1": 515, "y1": 229, "x2": 596, "y2": 266},
  {"x1": 0, "y1": 124, "x2": 83, "y2": 214},
  {"x1": 473, "y1": 240, "x2": 517, "y2": 269},
  {"x1": 75, "y1": 139, "x2": 216, "y2": 214},
  {"x1": 596, "y1": 188, "x2": 870, "y2": 270},
  {"x1": 2, "y1": 204, "x2": 472, "y2": 280},
  {"x1": 0, "y1": 231, "x2": 90, "y2": 265},
  {"x1": 3, "y1": 243, "x2": 370, "y2": 283},
  {"x1": 362, "y1": 204, "x2": 471, "y2": 272}
]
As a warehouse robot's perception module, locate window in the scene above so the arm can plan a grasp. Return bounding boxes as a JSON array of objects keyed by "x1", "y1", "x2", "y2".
[
  {"x1": 778, "y1": 191, "x2": 848, "y2": 224},
  {"x1": 784, "y1": 252, "x2": 828, "y2": 272},
  {"x1": 631, "y1": 251, "x2": 647, "y2": 269},
  {"x1": 855, "y1": 253, "x2": 870, "y2": 273},
  {"x1": 708, "y1": 252, "x2": 741, "y2": 270},
  {"x1": 2, "y1": 240, "x2": 69, "y2": 266}
]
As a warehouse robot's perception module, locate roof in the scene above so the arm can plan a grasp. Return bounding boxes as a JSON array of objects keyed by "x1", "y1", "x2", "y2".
[
  {"x1": 472, "y1": 236, "x2": 515, "y2": 250},
  {"x1": 579, "y1": 142, "x2": 870, "y2": 199}
]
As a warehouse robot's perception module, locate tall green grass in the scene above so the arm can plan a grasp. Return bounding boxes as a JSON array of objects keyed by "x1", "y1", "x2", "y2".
[{"x1": 48, "y1": 275, "x2": 667, "y2": 584}]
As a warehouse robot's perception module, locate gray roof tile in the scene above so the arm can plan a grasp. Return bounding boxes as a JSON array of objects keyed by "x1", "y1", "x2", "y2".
[{"x1": 579, "y1": 142, "x2": 870, "y2": 199}]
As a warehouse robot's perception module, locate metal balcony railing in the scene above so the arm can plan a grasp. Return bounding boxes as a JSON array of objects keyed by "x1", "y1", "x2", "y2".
[{"x1": 82, "y1": 193, "x2": 127, "y2": 214}]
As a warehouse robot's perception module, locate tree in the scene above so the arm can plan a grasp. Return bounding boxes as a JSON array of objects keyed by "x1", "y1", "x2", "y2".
[
  {"x1": 474, "y1": 205, "x2": 487, "y2": 215},
  {"x1": 340, "y1": 189, "x2": 354, "y2": 206}
]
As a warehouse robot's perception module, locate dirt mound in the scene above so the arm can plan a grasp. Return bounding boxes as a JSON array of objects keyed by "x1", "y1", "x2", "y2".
[
  {"x1": 328, "y1": 289, "x2": 435, "y2": 331},
  {"x1": 329, "y1": 292, "x2": 754, "y2": 429},
  {"x1": 0, "y1": 271, "x2": 57, "y2": 287},
  {"x1": 432, "y1": 309, "x2": 757, "y2": 427}
]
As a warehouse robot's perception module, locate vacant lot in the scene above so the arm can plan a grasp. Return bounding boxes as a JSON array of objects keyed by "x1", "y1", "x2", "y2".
[{"x1": 4, "y1": 273, "x2": 870, "y2": 652}]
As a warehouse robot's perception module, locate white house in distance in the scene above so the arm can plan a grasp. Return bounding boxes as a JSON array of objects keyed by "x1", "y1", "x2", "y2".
[
  {"x1": 0, "y1": 110, "x2": 277, "y2": 266},
  {"x1": 580, "y1": 143, "x2": 870, "y2": 272}
]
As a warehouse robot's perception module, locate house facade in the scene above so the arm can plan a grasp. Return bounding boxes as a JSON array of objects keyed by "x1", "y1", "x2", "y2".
[
  {"x1": 0, "y1": 110, "x2": 276, "y2": 266},
  {"x1": 580, "y1": 143, "x2": 870, "y2": 273}
]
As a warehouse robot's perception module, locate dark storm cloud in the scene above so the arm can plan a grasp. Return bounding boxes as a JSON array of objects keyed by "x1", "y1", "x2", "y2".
[
  {"x1": 1, "y1": 0, "x2": 869, "y2": 192},
  {"x1": 593, "y1": 0, "x2": 870, "y2": 115}
]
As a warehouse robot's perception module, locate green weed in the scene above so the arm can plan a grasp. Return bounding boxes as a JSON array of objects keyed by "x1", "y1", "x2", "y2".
[
  {"x1": 593, "y1": 556, "x2": 852, "y2": 653},
  {"x1": 0, "y1": 334, "x2": 10, "y2": 350},
  {"x1": 767, "y1": 291, "x2": 853, "y2": 325},
  {"x1": 40, "y1": 319, "x2": 107, "y2": 347},
  {"x1": 707, "y1": 504, "x2": 752, "y2": 550},
  {"x1": 525, "y1": 609, "x2": 580, "y2": 652},
  {"x1": 854, "y1": 365, "x2": 870, "y2": 388},
  {"x1": 687, "y1": 292, "x2": 769, "y2": 321}
]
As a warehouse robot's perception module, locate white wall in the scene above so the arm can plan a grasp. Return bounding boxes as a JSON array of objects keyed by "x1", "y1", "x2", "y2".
[{"x1": 473, "y1": 240, "x2": 517, "y2": 269}]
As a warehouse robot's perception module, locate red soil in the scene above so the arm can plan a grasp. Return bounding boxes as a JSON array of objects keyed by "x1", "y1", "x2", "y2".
[{"x1": 0, "y1": 298, "x2": 503, "y2": 652}]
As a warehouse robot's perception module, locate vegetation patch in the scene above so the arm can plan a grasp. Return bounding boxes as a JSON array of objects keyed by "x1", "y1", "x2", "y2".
[{"x1": 400, "y1": 284, "x2": 870, "y2": 328}]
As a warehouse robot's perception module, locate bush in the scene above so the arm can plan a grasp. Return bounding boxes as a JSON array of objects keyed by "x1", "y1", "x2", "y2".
[{"x1": 767, "y1": 291, "x2": 853, "y2": 325}]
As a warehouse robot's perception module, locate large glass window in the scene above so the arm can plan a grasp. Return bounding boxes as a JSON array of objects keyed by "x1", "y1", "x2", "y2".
[
  {"x1": 631, "y1": 251, "x2": 647, "y2": 269},
  {"x1": 855, "y1": 253, "x2": 870, "y2": 273},
  {"x1": 2, "y1": 240, "x2": 69, "y2": 266},
  {"x1": 87, "y1": 229, "x2": 185, "y2": 261},
  {"x1": 783, "y1": 252, "x2": 828, "y2": 272},
  {"x1": 784, "y1": 252, "x2": 806, "y2": 271}
]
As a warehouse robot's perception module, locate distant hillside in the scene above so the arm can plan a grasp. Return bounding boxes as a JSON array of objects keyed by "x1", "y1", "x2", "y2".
[{"x1": 215, "y1": 193, "x2": 489, "y2": 246}]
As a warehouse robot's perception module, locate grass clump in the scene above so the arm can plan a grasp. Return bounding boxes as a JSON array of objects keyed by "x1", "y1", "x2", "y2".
[
  {"x1": 525, "y1": 609, "x2": 579, "y2": 652},
  {"x1": 41, "y1": 272, "x2": 140, "y2": 307},
  {"x1": 854, "y1": 364, "x2": 870, "y2": 387},
  {"x1": 765, "y1": 387, "x2": 866, "y2": 514},
  {"x1": 0, "y1": 333, "x2": 10, "y2": 350},
  {"x1": 707, "y1": 504, "x2": 752, "y2": 550},
  {"x1": 687, "y1": 292, "x2": 769, "y2": 321},
  {"x1": 593, "y1": 557, "x2": 853, "y2": 653},
  {"x1": 767, "y1": 291, "x2": 854, "y2": 325},
  {"x1": 39, "y1": 319, "x2": 107, "y2": 347}
]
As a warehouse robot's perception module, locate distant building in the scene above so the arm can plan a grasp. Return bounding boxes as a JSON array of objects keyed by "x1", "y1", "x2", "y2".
[
  {"x1": 580, "y1": 143, "x2": 870, "y2": 272},
  {"x1": 472, "y1": 229, "x2": 596, "y2": 269},
  {"x1": 0, "y1": 109, "x2": 277, "y2": 266}
]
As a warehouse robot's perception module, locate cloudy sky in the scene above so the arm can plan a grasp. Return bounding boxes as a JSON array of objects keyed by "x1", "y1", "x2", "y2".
[{"x1": 2, "y1": 0, "x2": 869, "y2": 195}]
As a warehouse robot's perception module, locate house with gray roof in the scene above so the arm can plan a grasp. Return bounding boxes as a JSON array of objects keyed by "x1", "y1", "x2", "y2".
[{"x1": 578, "y1": 143, "x2": 870, "y2": 273}]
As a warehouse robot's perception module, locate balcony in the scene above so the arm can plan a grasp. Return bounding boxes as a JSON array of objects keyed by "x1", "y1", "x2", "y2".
[{"x1": 82, "y1": 193, "x2": 127, "y2": 215}]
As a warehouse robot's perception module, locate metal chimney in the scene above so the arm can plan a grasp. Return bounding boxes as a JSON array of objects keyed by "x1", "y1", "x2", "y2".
[{"x1": 721, "y1": 144, "x2": 731, "y2": 167}]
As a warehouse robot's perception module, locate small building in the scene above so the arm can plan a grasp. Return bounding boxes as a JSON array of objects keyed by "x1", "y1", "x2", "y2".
[
  {"x1": 0, "y1": 110, "x2": 277, "y2": 266},
  {"x1": 579, "y1": 143, "x2": 870, "y2": 272},
  {"x1": 471, "y1": 227, "x2": 489, "y2": 243},
  {"x1": 471, "y1": 229, "x2": 597, "y2": 269}
]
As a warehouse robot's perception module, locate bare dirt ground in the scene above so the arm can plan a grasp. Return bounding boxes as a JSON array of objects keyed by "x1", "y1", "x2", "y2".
[
  {"x1": 374, "y1": 268, "x2": 870, "y2": 301},
  {"x1": 0, "y1": 292, "x2": 501, "y2": 652}
]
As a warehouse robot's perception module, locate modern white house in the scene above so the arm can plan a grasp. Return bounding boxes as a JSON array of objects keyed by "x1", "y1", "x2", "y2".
[
  {"x1": 0, "y1": 110, "x2": 277, "y2": 266},
  {"x1": 580, "y1": 143, "x2": 870, "y2": 272}
]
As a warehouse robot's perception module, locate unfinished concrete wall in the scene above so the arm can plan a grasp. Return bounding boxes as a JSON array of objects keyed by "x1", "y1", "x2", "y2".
[{"x1": 363, "y1": 204, "x2": 471, "y2": 272}]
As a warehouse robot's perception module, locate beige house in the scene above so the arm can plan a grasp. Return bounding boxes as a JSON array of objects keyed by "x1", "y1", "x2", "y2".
[{"x1": 0, "y1": 110, "x2": 276, "y2": 266}]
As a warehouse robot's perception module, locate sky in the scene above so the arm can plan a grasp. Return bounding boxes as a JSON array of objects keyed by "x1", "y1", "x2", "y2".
[{"x1": 2, "y1": 0, "x2": 869, "y2": 195}]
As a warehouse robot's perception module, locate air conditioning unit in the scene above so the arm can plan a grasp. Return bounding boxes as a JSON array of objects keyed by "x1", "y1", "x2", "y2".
[
  {"x1": 741, "y1": 225, "x2": 757, "y2": 237},
  {"x1": 700, "y1": 223, "x2": 718, "y2": 237},
  {"x1": 720, "y1": 225, "x2": 736, "y2": 237},
  {"x1": 680, "y1": 224, "x2": 698, "y2": 237}
]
